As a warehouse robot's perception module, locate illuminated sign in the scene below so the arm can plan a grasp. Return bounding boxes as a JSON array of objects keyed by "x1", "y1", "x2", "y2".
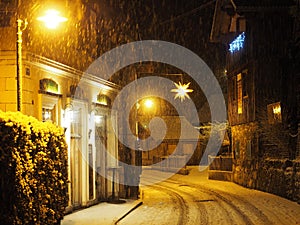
[{"x1": 229, "y1": 32, "x2": 245, "y2": 53}]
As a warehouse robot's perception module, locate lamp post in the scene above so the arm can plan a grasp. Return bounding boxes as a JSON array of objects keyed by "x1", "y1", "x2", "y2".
[
  {"x1": 16, "y1": 19, "x2": 28, "y2": 112},
  {"x1": 16, "y1": 9, "x2": 67, "y2": 112}
]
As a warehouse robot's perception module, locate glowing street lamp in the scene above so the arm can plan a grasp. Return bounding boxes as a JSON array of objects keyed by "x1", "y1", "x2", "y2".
[
  {"x1": 16, "y1": 9, "x2": 67, "y2": 112},
  {"x1": 144, "y1": 99, "x2": 154, "y2": 108},
  {"x1": 135, "y1": 98, "x2": 154, "y2": 138},
  {"x1": 37, "y1": 9, "x2": 68, "y2": 29}
]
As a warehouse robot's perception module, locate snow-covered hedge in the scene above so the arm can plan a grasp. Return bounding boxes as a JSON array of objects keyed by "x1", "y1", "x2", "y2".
[{"x1": 0, "y1": 111, "x2": 68, "y2": 225}]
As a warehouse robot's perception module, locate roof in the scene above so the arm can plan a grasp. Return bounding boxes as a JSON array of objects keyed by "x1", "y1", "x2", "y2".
[
  {"x1": 232, "y1": 0, "x2": 295, "y2": 8},
  {"x1": 210, "y1": 0, "x2": 296, "y2": 42},
  {"x1": 210, "y1": 0, "x2": 232, "y2": 43},
  {"x1": 231, "y1": 0, "x2": 295, "y2": 12}
]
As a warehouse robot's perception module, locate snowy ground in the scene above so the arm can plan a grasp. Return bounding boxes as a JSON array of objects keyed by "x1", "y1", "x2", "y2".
[{"x1": 119, "y1": 166, "x2": 300, "y2": 225}]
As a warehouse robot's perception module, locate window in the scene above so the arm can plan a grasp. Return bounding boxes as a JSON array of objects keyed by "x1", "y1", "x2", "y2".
[
  {"x1": 237, "y1": 73, "x2": 243, "y2": 114},
  {"x1": 235, "y1": 70, "x2": 248, "y2": 115},
  {"x1": 267, "y1": 102, "x2": 282, "y2": 124},
  {"x1": 41, "y1": 95, "x2": 59, "y2": 123},
  {"x1": 88, "y1": 144, "x2": 94, "y2": 200},
  {"x1": 40, "y1": 79, "x2": 59, "y2": 94},
  {"x1": 71, "y1": 110, "x2": 82, "y2": 138}
]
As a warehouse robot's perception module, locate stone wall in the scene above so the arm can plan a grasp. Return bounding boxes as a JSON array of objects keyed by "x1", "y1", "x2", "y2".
[
  {"x1": 231, "y1": 122, "x2": 300, "y2": 203},
  {"x1": 233, "y1": 158, "x2": 300, "y2": 204},
  {"x1": 257, "y1": 159, "x2": 300, "y2": 203}
]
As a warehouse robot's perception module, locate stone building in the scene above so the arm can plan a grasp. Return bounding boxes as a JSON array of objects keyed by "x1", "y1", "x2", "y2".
[
  {"x1": 0, "y1": 0, "x2": 124, "y2": 212},
  {"x1": 210, "y1": 0, "x2": 300, "y2": 202}
]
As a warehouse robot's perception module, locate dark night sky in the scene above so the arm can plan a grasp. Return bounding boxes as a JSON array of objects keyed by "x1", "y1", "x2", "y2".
[{"x1": 98, "y1": 0, "x2": 227, "y2": 112}]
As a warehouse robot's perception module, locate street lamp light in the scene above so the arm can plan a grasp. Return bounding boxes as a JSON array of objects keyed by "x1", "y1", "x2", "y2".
[
  {"x1": 16, "y1": 9, "x2": 67, "y2": 112},
  {"x1": 37, "y1": 9, "x2": 68, "y2": 29},
  {"x1": 144, "y1": 98, "x2": 154, "y2": 109},
  {"x1": 135, "y1": 97, "x2": 155, "y2": 139}
]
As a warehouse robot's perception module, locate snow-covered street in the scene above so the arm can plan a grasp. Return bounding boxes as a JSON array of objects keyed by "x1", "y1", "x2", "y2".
[{"x1": 119, "y1": 166, "x2": 300, "y2": 225}]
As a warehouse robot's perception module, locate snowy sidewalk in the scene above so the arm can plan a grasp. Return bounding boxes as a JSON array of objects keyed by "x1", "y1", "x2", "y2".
[{"x1": 61, "y1": 199, "x2": 143, "y2": 225}]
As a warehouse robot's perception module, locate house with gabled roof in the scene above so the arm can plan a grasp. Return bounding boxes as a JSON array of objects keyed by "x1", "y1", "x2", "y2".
[{"x1": 210, "y1": 0, "x2": 300, "y2": 202}]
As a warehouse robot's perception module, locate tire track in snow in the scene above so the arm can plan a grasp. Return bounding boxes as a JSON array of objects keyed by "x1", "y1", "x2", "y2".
[
  {"x1": 160, "y1": 179, "x2": 259, "y2": 225},
  {"x1": 150, "y1": 184, "x2": 189, "y2": 225},
  {"x1": 179, "y1": 182, "x2": 274, "y2": 225},
  {"x1": 141, "y1": 171, "x2": 275, "y2": 225}
]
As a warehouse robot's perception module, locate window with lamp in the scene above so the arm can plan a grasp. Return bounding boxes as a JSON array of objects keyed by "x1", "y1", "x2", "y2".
[{"x1": 267, "y1": 102, "x2": 282, "y2": 124}]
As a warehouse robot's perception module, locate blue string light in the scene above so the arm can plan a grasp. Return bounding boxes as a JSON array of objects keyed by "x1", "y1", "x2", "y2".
[{"x1": 229, "y1": 32, "x2": 245, "y2": 53}]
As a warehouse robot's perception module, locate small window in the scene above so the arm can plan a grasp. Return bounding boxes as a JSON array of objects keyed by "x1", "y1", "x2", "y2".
[
  {"x1": 25, "y1": 67, "x2": 30, "y2": 76},
  {"x1": 40, "y1": 78, "x2": 59, "y2": 94},
  {"x1": 71, "y1": 110, "x2": 82, "y2": 138},
  {"x1": 41, "y1": 94, "x2": 59, "y2": 124},
  {"x1": 267, "y1": 102, "x2": 282, "y2": 124}
]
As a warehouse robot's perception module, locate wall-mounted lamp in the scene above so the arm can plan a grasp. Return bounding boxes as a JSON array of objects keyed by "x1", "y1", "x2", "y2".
[
  {"x1": 63, "y1": 103, "x2": 74, "y2": 122},
  {"x1": 90, "y1": 106, "x2": 104, "y2": 125}
]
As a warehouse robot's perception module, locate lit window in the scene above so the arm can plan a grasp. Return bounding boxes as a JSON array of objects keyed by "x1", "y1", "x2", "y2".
[
  {"x1": 237, "y1": 73, "x2": 242, "y2": 114},
  {"x1": 41, "y1": 95, "x2": 59, "y2": 124},
  {"x1": 267, "y1": 102, "x2": 282, "y2": 124}
]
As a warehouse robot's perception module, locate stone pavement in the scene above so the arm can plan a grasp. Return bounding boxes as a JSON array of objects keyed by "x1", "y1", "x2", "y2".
[{"x1": 61, "y1": 199, "x2": 143, "y2": 225}]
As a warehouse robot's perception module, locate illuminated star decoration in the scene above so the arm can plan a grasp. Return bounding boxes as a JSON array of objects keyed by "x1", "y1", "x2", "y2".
[{"x1": 171, "y1": 82, "x2": 193, "y2": 101}]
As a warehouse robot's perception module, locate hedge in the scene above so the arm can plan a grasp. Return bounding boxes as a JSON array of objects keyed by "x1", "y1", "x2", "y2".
[{"x1": 0, "y1": 111, "x2": 68, "y2": 225}]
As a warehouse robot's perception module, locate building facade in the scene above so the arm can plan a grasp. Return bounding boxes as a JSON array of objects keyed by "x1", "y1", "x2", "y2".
[
  {"x1": 210, "y1": 0, "x2": 300, "y2": 202},
  {"x1": 0, "y1": 50, "x2": 120, "y2": 211},
  {"x1": 0, "y1": 0, "x2": 123, "y2": 212}
]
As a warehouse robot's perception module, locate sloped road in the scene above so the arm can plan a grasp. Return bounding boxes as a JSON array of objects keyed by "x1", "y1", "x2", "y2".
[{"x1": 118, "y1": 167, "x2": 300, "y2": 225}]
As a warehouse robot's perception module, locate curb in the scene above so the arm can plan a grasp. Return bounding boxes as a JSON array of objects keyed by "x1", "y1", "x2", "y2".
[{"x1": 113, "y1": 200, "x2": 143, "y2": 224}]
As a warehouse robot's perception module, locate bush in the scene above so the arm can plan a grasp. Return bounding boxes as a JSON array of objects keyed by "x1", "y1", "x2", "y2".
[{"x1": 0, "y1": 111, "x2": 68, "y2": 225}]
